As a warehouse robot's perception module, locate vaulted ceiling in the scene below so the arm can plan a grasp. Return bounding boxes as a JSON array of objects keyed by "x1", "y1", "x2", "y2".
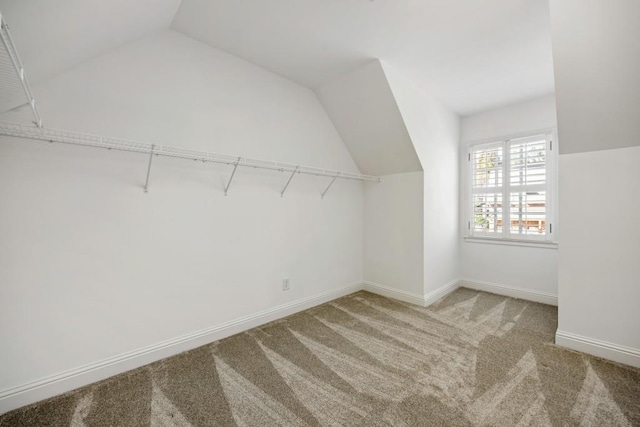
[
  {"x1": 0, "y1": 0, "x2": 182, "y2": 83},
  {"x1": 172, "y1": 0, "x2": 555, "y2": 116},
  {"x1": 1, "y1": 0, "x2": 555, "y2": 117}
]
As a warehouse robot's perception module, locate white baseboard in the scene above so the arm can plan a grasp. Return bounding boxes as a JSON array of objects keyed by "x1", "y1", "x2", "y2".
[
  {"x1": 555, "y1": 330, "x2": 640, "y2": 368},
  {"x1": 0, "y1": 282, "x2": 363, "y2": 416},
  {"x1": 460, "y1": 278, "x2": 558, "y2": 306},
  {"x1": 424, "y1": 279, "x2": 461, "y2": 306},
  {"x1": 363, "y1": 279, "x2": 460, "y2": 307},
  {"x1": 362, "y1": 281, "x2": 426, "y2": 306}
]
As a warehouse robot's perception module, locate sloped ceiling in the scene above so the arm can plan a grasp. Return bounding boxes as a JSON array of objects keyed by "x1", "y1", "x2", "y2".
[
  {"x1": 172, "y1": 0, "x2": 555, "y2": 116},
  {"x1": 0, "y1": 0, "x2": 554, "y2": 116},
  {"x1": 0, "y1": 0, "x2": 182, "y2": 84},
  {"x1": 316, "y1": 60, "x2": 421, "y2": 176}
]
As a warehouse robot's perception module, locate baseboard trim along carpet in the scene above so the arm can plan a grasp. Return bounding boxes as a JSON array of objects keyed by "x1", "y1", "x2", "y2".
[
  {"x1": 460, "y1": 278, "x2": 558, "y2": 306},
  {"x1": 423, "y1": 279, "x2": 461, "y2": 306},
  {"x1": 555, "y1": 330, "x2": 640, "y2": 368},
  {"x1": 0, "y1": 282, "x2": 363, "y2": 415},
  {"x1": 361, "y1": 281, "x2": 426, "y2": 306},
  {"x1": 362, "y1": 279, "x2": 460, "y2": 307}
]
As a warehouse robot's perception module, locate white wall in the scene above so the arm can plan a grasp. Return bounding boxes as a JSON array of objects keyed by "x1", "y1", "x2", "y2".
[
  {"x1": 382, "y1": 64, "x2": 460, "y2": 295},
  {"x1": 0, "y1": 29, "x2": 364, "y2": 407},
  {"x1": 459, "y1": 95, "x2": 559, "y2": 301},
  {"x1": 550, "y1": 0, "x2": 640, "y2": 366},
  {"x1": 460, "y1": 95, "x2": 557, "y2": 143},
  {"x1": 548, "y1": 0, "x2": 640, "y2": 154},
  {"x1": 363, "y1": 172, "x2": 424, "y2": 296},
  {"x1": 350, "y1": 62, "x2": 459, "y2": 303},
  {"x1": 557, "y1": 146, "x2": 640, "y2": 364}
]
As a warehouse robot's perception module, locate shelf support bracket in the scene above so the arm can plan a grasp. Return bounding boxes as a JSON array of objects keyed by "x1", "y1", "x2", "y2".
[
  {"x1": 0, "y1": 101, "x2": 29, "y2": 115},
  {"x1": 281, "y1": 165, "x2": 299, "y2": 198},
  {"x1": 0, "y1": 16, "x2": 43, "y2": 128},
  {"x1": 143, "y1": 145, "x2": 155, "y2": 193},
  {"x1": 224, "y1": 157, "x2": 242, "y2": 196},
  {"x1": 321, "y1": 172, "x2": 340, "y2": 199}
]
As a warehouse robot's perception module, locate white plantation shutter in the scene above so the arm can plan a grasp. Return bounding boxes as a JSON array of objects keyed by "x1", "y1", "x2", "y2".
[
  {"x1": 508, "y1": 135, "x2": 549, "y2": 239},
  {"x1": 470, "y1": 142, "x2": 504, "y2": 237},
  {"x1": 468, "y1": 133, "x2": 555, "y2": 242}
]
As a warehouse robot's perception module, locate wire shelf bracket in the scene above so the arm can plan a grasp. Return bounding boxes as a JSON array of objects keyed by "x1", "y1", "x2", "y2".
[
  {"x1": 321, "y1": 172, "x2": 341, "y2": 199},
  {"x1": 0, "y1": 13, "x2": 42, "y2": 128},
  {"x1": 143, "y1": 144, "x2": 155, "y2": 193},
  {"x1": 224, "y1": 156, "x2": 242, "y2": 196},
  {"x1": 280, "y1": 165, "x2": 299, "y2": 198}
]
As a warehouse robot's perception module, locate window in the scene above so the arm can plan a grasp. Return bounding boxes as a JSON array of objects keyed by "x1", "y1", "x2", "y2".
[{"x1": 466, "y1": 132, "x2": 556, "y2": 243}]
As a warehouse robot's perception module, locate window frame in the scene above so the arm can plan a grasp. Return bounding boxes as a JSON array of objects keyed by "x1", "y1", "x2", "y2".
[{"x1": 464, "y1": 129, "x2": 558, "y2": 246}]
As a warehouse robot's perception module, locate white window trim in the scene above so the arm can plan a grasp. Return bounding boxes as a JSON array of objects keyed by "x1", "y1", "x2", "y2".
[
  {"x1": 464, "y1": 129, "x2": 559, "y2": 245},
  {"x1": 464, "y1": 237, "x2": 559, "y2": 249}
]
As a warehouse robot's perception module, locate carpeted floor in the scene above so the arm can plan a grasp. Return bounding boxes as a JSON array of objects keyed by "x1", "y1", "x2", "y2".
[{"x1": 1, "y1": 288, "x2": 639, "y2": 426}]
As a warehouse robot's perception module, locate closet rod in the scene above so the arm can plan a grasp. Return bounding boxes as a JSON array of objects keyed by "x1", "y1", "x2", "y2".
[{"x1": 0, "y1": 122, "x2": 381, "y2": 184}]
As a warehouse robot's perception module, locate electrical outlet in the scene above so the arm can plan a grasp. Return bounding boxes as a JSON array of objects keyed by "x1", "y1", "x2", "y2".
[{"x1": 282, "y1": 278, "x2": 290, "y2": 291}]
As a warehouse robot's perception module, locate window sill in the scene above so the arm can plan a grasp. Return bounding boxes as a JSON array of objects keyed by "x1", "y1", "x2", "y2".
[{"x1": 464, "y1": 237, "x2": 559, "y2": 249}]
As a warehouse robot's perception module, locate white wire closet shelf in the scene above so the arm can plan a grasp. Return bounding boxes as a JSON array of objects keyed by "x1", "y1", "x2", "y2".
[
  {"x1": 0, "y1": 122, "x2": 381, "y2": 196},
  {"x1": 0, "y1": 11, "x2": 379, "y2": 196},
  {"x1": 0, "y1": 13, "x2": 41, "y2": 127}
]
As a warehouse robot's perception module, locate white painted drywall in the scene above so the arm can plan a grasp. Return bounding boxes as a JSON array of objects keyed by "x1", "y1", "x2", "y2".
[
  {"x1": 316, "y1": 60, "x2": 422, "y2": 176},
  {"x1": 550, "y1": 0, "x2": 640, "y2": 365},
  {"x1": 0, "y1": 30, "x2": 364, "y2": 397},
  {"x1": 363, "y1": 172, "x2": 424, "y2": 296},
  {"x1": 381, "y1": 64, "x2": 461, "y2": 294},
  {"x1": 558, "y1": 146, "x2": 640, "y2": 356},
  {"x1": 459, "y1": 95, "x2": 559, "y2": 297},
  {"x1": 549, "y1": 0, "x2": 640, "y2": 154},
  {"x1": 353, "y1": 62, "x2": 459, "y2": 299},
  {"x1": 460, "y1": 95, "x2": 557, "y2": 143}
]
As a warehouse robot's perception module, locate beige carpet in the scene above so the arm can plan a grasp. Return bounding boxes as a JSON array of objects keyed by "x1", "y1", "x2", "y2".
[{"x1": 1, "y1": 288, "x2": 639, "y2": 426}]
